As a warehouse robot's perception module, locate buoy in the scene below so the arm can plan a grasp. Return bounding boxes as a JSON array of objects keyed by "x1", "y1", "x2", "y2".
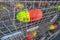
[
  {"x1": 0, "y1": 4, "x2": 3, "y2": 10},
  {"x1": 17, "y1": 3, "x2": 24, "y2": 9},
  {"x1": 26, "y1": 32, "x2": 37, "y2": 40},
  {"x1": 26, "y1": 33, "x2": 35, "y2": 40},
  {"x1": 33, "y1": 31, "x2": 37, "y2": 37},
  {"x1": 57, "y1": 5, "x2": 60, "y2": 11},
  {"x1": 14, "y1": 3, "x2": 24, "y2": 11},
  {"x1": 39, "y1": 2, "x2": 42, "y2": 6},
  {"x1": 42, "y1": 2, "x2": 46, "y2": 6},
  {"x1": 49, "y1": 23, "x2": 57, "y2": 30},
  {"x1": 46, "y1": 2, "x2": 49, "y2": 6},
  {"x1": 39, "y1": 2, "x2": 47, "y2": 6},
  {"x1": 16, "y1": 9, "x2": 42, "y2": 22}
]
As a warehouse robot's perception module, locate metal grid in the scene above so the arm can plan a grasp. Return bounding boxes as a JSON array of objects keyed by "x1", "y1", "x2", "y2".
[{"x1": 0, "y1": 1, "x2": 60, "y2": 40}]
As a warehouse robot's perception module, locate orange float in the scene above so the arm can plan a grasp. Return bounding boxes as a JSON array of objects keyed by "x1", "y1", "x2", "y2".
[{"x1": 28, "y1": 9, "x2": 42, "y2": 22}]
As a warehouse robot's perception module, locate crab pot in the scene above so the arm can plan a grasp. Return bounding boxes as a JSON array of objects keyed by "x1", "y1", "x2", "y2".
[{"x1": 0, "y1": 1, "x2": 60, "y2": 40}]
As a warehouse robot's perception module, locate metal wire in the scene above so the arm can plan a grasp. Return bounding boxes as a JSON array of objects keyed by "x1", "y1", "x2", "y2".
[
  {"x1": 0, "y1": 1, "x2": 59, "y2": 40},
  {"x1": 47, "y1": 30, "x2": 60, "y2": 40}
]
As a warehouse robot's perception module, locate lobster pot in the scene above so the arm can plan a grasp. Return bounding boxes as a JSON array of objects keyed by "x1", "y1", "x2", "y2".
[{"x1": 0, "y1": 1, "x2": 59, "y2": 40}]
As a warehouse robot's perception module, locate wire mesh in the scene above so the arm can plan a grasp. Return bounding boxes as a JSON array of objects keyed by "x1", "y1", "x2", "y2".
[{"x1": 0, "y1": 1, "x2": 60, "y2": 40}]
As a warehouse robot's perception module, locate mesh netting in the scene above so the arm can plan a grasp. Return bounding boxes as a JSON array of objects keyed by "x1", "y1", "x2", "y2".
[{"x1": 0, "y1": 1, "x2": 59, "y2": 40}]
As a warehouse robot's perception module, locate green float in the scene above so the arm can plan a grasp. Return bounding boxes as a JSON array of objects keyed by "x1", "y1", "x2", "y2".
[
  {"x1": 56, "y1": 5, "x2": 60, "y2": 11},
  {"x1": 16, "y1": 10, "x2": 30, "y2": 22}
]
